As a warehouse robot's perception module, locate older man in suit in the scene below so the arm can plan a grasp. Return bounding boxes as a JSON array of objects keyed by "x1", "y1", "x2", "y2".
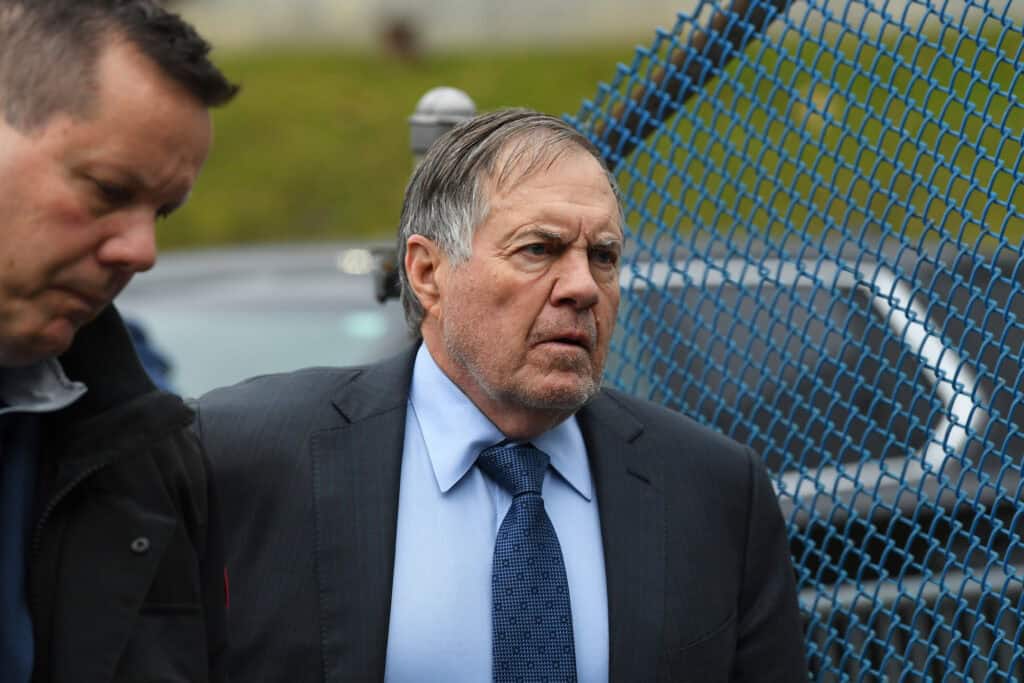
[{"x1": 197, "y1": 108, "x2": 807, "y2": 682}]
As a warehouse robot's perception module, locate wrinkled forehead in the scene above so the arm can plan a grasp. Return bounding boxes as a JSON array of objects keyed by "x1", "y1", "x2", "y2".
[
  {"x1": 0, "y1": 3, "x2": 25, "y2": 27},
  {"x1": 482, "y1": 133, "x2": 624, "y2": 231},
  {"x1": 485, "y1": 133, "x2": 606, "y2": 195}
]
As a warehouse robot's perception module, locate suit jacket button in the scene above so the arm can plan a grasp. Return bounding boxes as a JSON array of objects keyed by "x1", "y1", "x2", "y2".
[{"x1": 130, "y1": 536, "x2": 151, "y2": 554}]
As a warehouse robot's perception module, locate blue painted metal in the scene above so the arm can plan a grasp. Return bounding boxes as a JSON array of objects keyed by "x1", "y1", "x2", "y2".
[{"x1": 573, "y1": 1, "x2": 1024, "y2": 678}]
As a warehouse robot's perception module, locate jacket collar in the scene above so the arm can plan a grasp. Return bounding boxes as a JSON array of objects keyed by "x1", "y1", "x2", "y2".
[
  {"x1": 329, "y1": 345, "x2": 416, "y2": 425},
  {"x1": 46, "y1": 306, "x2": 192, "y2": 458},
  {"x1": 57, "y1": 305, "x2": 159, "y2": 418}
]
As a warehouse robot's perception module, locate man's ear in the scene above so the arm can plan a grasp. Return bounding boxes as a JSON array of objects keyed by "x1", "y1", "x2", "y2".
[{"x1": 405, "y1": 234, "x2": 446, "y2": 319}]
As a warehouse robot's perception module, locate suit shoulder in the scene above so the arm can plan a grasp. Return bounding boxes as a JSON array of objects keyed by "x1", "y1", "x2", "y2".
[
  {"x1": 599, "y1": 387, "x2": 750, "y2": 456},
  {"x1": 192, "y1": 366, "x2": 364, "y2": 487},
  {"x1": 595, "y1": 387, "x2": 756, "y2": 487},
  {"x1": 193, "y1": 365, "x2": 366, "y2": 466},
  {"x1": 197, "y1": 365, "x2": 363, "y2": 415}
]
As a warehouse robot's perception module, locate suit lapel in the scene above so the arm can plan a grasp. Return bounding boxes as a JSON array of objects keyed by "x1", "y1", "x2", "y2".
[
  {"x1": 312, "y1": 348, "x2": 416, "y2": 681},
  {"x1": 579, "y1": 391, "x2": 664, "y2": 683},
  {"x1": 309, "y1": 353, "x2": 667, "y2": 680}
]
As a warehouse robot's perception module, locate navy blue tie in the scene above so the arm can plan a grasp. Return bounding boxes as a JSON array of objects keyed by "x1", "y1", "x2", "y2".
[{"x1": 477, "y1": 443, "x2": 577, "y2": 683}]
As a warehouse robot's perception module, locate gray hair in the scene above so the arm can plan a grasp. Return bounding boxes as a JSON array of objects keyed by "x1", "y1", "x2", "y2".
[
  {"x1": 0, "y1": 0, "x2": 237, "y2": 132},
  {"x1": 396, "y1": 107, "x2": 620, "y2": 334}
]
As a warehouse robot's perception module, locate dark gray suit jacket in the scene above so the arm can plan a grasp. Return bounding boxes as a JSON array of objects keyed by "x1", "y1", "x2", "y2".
[{"x1": 196, "y1": 347, "x2": 807, "y2": 682}]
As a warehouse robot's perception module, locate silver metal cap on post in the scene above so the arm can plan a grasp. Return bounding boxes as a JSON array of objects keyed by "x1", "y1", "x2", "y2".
[
  {"x1": 375, "y1": 87, "x2": 477, "y2": 303},
  {"x1": 409, "y1": 86, "x2": 476, "y2": 164}
]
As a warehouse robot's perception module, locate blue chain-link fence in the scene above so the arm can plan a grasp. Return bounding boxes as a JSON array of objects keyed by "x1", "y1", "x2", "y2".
[{"x1": 573, "y1": 0, "x2": 1024, "y2": 678}]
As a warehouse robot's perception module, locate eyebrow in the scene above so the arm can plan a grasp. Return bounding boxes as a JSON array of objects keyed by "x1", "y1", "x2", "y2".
[
  {"x1": 89, "y1": 164, "x2": 192, "y2": 216},
  {"x1": 86, "y1": 165, "x2": 151, "y2": 195},
  {"x1": 510, "y1": 226, "x2": 561, "y2": 241},
  {"x1": 592, "y1": 237, "x2": 623, "y2": 250},
  {"x1": 512, "y1": 227, "x2": 624, "y2": 254}
]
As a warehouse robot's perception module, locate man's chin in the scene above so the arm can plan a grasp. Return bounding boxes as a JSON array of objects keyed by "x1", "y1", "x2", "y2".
[
  {"x1": 510, "y1": 373, "x2": 601, "y2": 413},
  {"x1": 0, "y1": 320, "x2": 79, "y2": 367}
]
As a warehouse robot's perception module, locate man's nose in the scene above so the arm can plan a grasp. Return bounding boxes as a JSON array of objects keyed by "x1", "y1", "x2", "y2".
[
  {"x1": 96, "y1": 213, "x2": 158, "y2": 273},
  {"x1": 551, "y1": 250, "x2": 601, "y2": 310}
]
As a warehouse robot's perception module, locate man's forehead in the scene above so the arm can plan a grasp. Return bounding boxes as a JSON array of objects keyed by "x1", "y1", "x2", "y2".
[
  {"x1": 0, "y1": 3, "x2": 25, "y2": 28},
  {"x1": 489, "y1": 162, "x2": 621, "y2": 220},
  {"x1": 487, "y1": 136, "x2": 610, "y2": 192}
]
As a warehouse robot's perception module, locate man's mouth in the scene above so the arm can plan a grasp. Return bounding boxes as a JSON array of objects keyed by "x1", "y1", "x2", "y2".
[
  {"x1": 57, "y1": 287, "x2": 107, "y2": 310},
  {"x1": 538, "y1": 333, "x2": 592, "y2": 352},
  {"x1": 56, "y1": 273, "x2": 129, "y2": 312}
]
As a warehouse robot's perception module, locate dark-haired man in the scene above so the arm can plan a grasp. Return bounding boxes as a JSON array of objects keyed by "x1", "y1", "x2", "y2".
[
  {"x1": 198, "y1": 109, "x2": 807, "y2": 681},
  {"x1": 0, "y1": 1, "x2": 237, "y2": 681}
]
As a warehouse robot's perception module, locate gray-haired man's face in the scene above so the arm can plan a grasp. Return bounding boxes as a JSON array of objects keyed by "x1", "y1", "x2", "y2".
[{"x1": 424, "y1": 148, "x2": 623, "y2": 435}]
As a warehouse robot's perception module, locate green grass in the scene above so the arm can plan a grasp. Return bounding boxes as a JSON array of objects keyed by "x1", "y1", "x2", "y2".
[
  {"x1": 161, "y1": 45, "x2": 634, "y2": 248},
  {"x1": 165, "y1": 27, "x2": 1023, "y2": 252},
  {"x1": 606, "y1": 26, "x2": 1023, "y2": 249}
]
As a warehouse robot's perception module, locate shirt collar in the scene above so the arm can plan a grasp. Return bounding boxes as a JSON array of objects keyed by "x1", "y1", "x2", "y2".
[
  {"x1": 409, "y1": 344, "x2": 592, "y2": 501},
  {"x1": 0, "y1": 357, "x2": 88, "y2": 416}
]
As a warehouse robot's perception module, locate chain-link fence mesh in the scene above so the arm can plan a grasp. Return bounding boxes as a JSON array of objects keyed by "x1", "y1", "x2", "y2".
[{"x1": 573, "y1": 0, "x2": 1024, "y2": 678}]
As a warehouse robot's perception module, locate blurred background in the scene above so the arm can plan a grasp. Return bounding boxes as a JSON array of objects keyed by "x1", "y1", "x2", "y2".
[
  {"x1": 119, "y1": 2, "x2": 1024, "y2": 677},
  {"x1": 121, "y1": 0, "x2": 694, "y2": 395},
  {"x1": 156, "y1": 0, "x2": 688, "y2": 249}
]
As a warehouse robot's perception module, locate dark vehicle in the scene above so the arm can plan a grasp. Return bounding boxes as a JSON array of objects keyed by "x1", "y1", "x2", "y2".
[
  {"x1": 609, "y1": 247, "x2": 1023, "y2": 677},
  {"x1": 611, "y1": 254, "x2": 987, "y2": 518}
]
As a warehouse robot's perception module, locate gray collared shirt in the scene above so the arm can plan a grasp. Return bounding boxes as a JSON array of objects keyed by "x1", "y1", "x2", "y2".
[{"x1": 0, "y1": 359, "x2": 88, "y2": 417}]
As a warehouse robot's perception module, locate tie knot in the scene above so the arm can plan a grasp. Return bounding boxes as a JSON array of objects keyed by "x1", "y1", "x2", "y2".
[{"x1": 477, "y1": 443, "x2": 550, "y2": 496}]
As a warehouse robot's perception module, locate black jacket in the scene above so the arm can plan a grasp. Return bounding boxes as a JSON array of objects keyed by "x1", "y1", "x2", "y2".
[{"x1": 28, "y1": 306, "x2": 227, "y2": 683}]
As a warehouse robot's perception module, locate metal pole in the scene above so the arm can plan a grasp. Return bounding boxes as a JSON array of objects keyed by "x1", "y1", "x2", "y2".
[
  {"x1": 375, "y1": 87, "x2": 477, "y2": 302},
  {"x1": 595, "y1": 0, "x2": 791, "y2": 167}
]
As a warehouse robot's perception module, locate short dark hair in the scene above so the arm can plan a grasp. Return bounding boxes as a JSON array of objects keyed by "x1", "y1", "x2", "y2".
[{"x1": 0, "y1": 0, "x2": 238, "y2": 131}]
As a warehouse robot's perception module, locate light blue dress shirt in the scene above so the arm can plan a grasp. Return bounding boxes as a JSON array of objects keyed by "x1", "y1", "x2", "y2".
[{"x1": 384, "y1": 345, "x2": 609, "y2": 682}]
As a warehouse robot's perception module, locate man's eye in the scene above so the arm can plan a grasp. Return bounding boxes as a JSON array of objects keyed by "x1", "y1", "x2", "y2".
[
  {"x1": 524, "y1": 243, "x2": 549, "y2": 256},
  {"x1": 592, "y1": 249, "x2": 619, "y2": 267},
  {"x1": 95, "y1": 181, "x2": 133, "y2": 206}
]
